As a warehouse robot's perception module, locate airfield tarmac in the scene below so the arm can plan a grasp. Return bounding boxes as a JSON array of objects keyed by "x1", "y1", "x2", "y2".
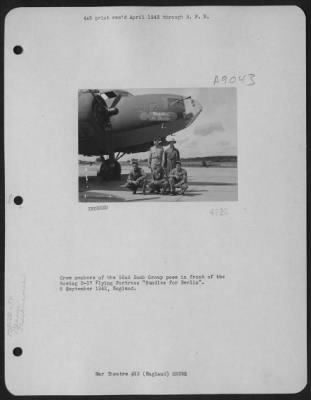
[{"x1": 79, "y1": 164, "x2": 238, "y2": 202}]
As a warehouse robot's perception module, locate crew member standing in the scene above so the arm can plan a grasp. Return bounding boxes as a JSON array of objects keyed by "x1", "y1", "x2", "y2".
[
  {"x1": 164, "y1": 139, "x2": 180, "y2": 174},
  {"x1": 148, "y1": 138, "x2": 164, "y2": 171}
]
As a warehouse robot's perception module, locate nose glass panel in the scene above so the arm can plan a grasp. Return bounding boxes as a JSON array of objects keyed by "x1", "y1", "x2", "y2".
[{"x1": 184, "y1": 98, "x2": 203, "y2": 126}]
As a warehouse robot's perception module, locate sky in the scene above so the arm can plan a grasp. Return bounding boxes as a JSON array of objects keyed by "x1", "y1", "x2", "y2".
[{"x1": 80, "y1": 87, "x2": 237, "y2": 161}]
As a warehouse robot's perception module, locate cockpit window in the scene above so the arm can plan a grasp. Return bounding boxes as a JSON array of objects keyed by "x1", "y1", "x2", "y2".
[{"x1": 168, "y1": 97, "x2": 184, "y2": 109}]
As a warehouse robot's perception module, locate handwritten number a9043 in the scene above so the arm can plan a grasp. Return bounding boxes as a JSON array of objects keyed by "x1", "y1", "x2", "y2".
[{"x1": 213, "y1": 74, "x2": 256, "y2": 86}]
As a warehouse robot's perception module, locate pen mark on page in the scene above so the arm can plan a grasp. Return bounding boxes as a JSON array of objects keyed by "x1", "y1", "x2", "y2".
[
  {"x1": 213, "y1": 74, "x2": 256, "y2": 86},
  {"x1": 7, "y1": 276, "x2": 26, "y2": 336}
]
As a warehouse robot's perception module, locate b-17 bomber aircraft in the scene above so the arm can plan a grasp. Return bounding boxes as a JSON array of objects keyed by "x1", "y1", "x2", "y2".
[{"x1": 79, "y1": 89, "x2": 203, "y2": 179}]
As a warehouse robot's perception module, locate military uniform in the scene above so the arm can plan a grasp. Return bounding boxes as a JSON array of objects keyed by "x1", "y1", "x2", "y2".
[
  {"x1": 164, "y1": 147, "x2": 180, "y2": 174},
  {"x1": 169, "y1": 167, "x2": 188, "y2": 194},
  {"x1": 149, "y1": 167, "x2": 169, "y2": 194},
  {"x1": 148, "y1": 145, "x2": 164, "y2": 170},
  {"x1": 126, "y1": 166, "x2": 146, "y2": 194}
]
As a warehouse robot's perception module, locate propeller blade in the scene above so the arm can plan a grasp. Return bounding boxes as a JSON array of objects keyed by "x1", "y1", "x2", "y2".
[{"x1": 110, "y1": 94, "x2": 122, "y2": 108}]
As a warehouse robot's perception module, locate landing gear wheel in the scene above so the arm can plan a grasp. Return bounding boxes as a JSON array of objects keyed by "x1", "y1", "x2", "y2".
[
  {"x1": 97, "y1": 159, "x2": 121, "y2": 180},
  {"x1": 111, "y1": 160, "x2": 121, "y2": 180},
  {"x1": 97, "y1": 160, "x2": 109, "y2": 179}
]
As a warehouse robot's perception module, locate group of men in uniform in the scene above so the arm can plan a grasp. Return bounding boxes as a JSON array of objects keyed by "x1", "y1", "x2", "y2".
[{"x1": 126, "y1": 138, "x2": 189, "y2": 195}]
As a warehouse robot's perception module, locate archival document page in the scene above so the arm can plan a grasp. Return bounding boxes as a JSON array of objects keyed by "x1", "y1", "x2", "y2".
[{"x1": 4, "y1": 6, "x2": 306, "y2": 395}]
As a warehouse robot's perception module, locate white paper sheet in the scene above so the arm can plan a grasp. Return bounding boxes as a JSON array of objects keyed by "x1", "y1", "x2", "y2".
[{"x1": 5, "y1": 6, "x2": 306, "y2": 395}]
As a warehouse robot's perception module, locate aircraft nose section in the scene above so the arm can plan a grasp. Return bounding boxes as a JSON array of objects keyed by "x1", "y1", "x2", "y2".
[
  {"x1": 193, "y1": 100, "x2": 202, "y2": 118},
  {"x1": 184, "y1": 98, "x2": 203, "y2": 126}
]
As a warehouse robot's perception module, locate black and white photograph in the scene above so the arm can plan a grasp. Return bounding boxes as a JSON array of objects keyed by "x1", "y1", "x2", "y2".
[
  {"x1": 4, "y1": 5, "x2": 307, "y2": 396},
  {"x1": 79, "y1": 88, "x2": 237, "y2": 202}
]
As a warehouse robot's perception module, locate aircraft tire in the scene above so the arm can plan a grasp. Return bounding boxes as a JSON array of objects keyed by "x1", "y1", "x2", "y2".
[
  {"x1": 112, "y1": 161, "x2": 121, "y2": 180},
  {"x1": 97, "y1": 160, "x2": 121, "y2": 180},
  {"x1": 98, "y1": 160, "x2": 109, "y2": 180}
]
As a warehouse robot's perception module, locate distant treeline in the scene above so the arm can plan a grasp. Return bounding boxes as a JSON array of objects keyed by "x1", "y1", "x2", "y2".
[
  {"x1": 181, "y1": 156, "x2": 237, "y2": 163},
  {"x1": 180, "y1": 156, "x2": 237, "y2": 168},
  {"x1": 80, "y1": 155, "x2": 238, "y2": 168},
  {"x1": 122, "y1": 155, "x2": 237, "y2": 164}
]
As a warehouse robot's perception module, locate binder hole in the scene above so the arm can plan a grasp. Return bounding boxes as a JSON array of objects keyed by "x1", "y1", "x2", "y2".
[
  {"x1": 14, "y1": 196, "x2": 23, "y2": 205},
  {"x1": 13, "y1": 45, "x2": 23, "y2": 55},
  {"x1": 13, "y1": 347, "x2": 23, "y2": 356}
]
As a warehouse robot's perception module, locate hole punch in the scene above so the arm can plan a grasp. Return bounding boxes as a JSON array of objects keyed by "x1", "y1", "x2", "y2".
[
  {"x1": 13, "y1": 347, "x2": 23, "y2": 357},
  {"x1": 13, "y1": 45, "x2": 23, "y2": 55},
  {"x1": 14, "y1": 196, "x2": 23, "y2": 205}
]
